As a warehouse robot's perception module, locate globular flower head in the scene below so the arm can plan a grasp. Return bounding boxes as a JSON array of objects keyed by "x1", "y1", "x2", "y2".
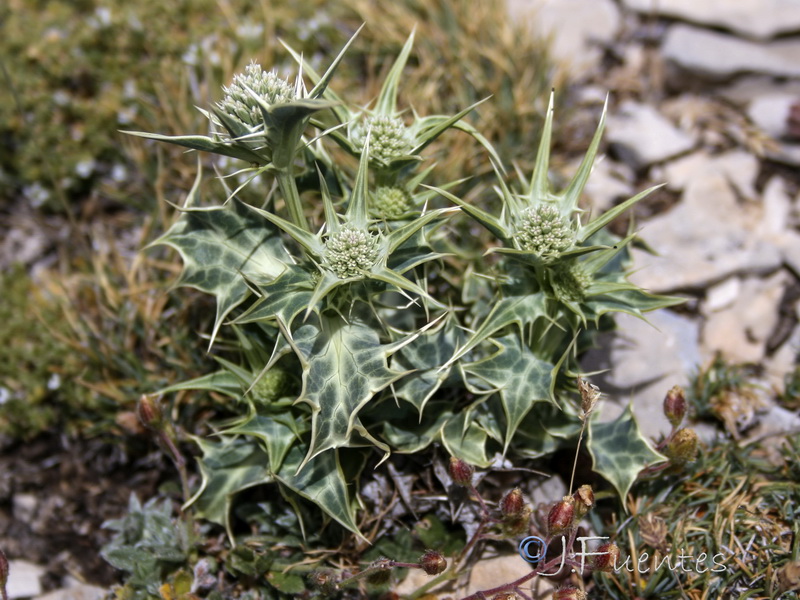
[
  {"x1": 663, "y1": 385, "x2": 687, "y2": 427},
  {"x1": 514, "y1": 204, "x2": 574, "y2": 257},
  {"x1": 324, "y1": 225, "x2": 380, "y2": 279},
  {"x1": 352, "y1": 114, "x2": 414, "y2": 164},
  {"x1": 550, "y1": 261, "x2": 592, "y2": 303},
  {"x1": 218, "y1": 62, "x2": 295, "y2": 128},
  {"x1": 371, "y1": 185, "x2": 413, "y2": 220}
]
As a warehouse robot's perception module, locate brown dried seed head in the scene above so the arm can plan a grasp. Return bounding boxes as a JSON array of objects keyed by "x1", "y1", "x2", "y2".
[
  {"x1": 500, "y1": 488, "x2": 525, "y2": 517},
  {"x1": 547, "y1": 496, "x2": 576, "y2": 535},
  {"x1": 572, "y1": 484, "x2": 594, "y2": 518},
  {"x1": 593, "y1": 542, "x2": 621, "y2": 572},
  {"x1": 553, "y1": 585, "x2": 587, "y2": 600},
  {"x1": 577, "y1": 377, "x2": 600, "y2": 420},
  {"x1": 663, "y1": 385, "x2": 687, "y2": 427},
  {"x1": 776, "y1": 559, "x2": 800, "y2": 594},
  {"x1": 448, "y1": 457, "x2": 474, "y2": 487},
  {"x1": 666, "y1": 428, "x2": 699, "y2": 464},
  {"x1": 308, "y1": 568, "x2": 339, "y2": 594},
  {"x1": 136, "y1": 394, "x2": 163, "y2": 430},
  {"x1": 418, "y1": 550, "x2": 447, "y2": 576},
  {"x1": 638, "y1": 513, "x2": 668, "y2": 553}
]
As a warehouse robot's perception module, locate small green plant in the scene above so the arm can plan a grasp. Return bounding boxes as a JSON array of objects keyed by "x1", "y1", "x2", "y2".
[{"x1": 114, "y1": 25, "x2": 683, "y2": 597}]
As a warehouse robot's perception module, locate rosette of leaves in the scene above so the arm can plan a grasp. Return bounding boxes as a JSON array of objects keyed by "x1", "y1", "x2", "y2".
[{"x1": 134, "y1": 32, "x2": 682, "y2": 544}]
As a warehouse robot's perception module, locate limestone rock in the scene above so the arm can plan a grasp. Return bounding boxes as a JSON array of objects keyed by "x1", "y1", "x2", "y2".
[
  {"x1": 507, "y1": 0, "x2": 621, "y2": 78},
  {"x1": 590, "y1": 310, "x2": 701, "y2": 390},
  {"x1": 628, "y1": 153, "x2": 784, "y2": 293},
  {"x1": 34, "y1": 584, "x2": 106, "y2": 600},
  {"x1": 663, "y1": 25, "x2": 800, "y2": 79},
  {"x1": 579, "y1": 156, "x2": 634, "y2": 213},
  {"x1": 6, "y1": 561, "x2": 45, "y2": 599},
  {"x1": 701, "y1": 272, "x2": 790, "y2": 365},
  {"x1": 748, "y1": 95, "x2": 797, "y2": 139},
  {"x1": 622, "y1": 0, "x2": 800, "y2": 40},
  {"x1": 606, "y1": 101, "x2": 694, "y2": 167}
]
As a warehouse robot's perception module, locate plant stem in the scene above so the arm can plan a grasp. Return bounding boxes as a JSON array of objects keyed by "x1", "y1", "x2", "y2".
[{"x1": 276, "y1": 168, "x2": 309, "y2": 231}]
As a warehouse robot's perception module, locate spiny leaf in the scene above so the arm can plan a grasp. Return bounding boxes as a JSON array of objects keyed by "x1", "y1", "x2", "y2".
[
  {"x1": 290, "y1": 315, "x2": 408, "y2": 470},
  {"x1": 222, "y1": 414, "x2": 303, "y2": 473},
  {"x1": 462, "y1": 334, "x2": 554, "y2": 453},
  {"x1": 276, "y1": 445, "x2": 366, "y2": 541},
  {"x1": 186, "y1": 437, "x2": 272, "y2": 540},
  {"x1": 444, "y1": 291, "x2": 549, "y2": 368},
  {"x1": 151, "y1": 198, "x2": 290, "y2": 349},
  {"x1": 587, "y1": 404, "x2": 667, "y2": 501},
  {"x1": 393, "y1": 317, "x2": 465, "y2": 416}
]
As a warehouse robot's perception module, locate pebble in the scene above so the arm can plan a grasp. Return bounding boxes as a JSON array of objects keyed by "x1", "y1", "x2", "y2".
[
  {"x1": 34, "y1": 584, "x2": 106, "y2": 600},
  {"x1": 507, "y1": 0, "x2": 621, "y2": 78},
  {"x1": 6, "y1": 561, "x2": 45, "y2": 599},
  {"x1": 606, "y1": 101, "x2": 695, "y2": 167},
  {"x1": 622, "y1": 0, "x2": 800, "y2": 40},
  {"x1": 663, "y1": 24, "x2": 800, "y2": 79}
]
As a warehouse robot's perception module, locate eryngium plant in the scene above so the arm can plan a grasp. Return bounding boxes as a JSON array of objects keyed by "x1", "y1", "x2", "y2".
[{"x1": 128, "y1": 29, "x2": 680, "y2": 540}]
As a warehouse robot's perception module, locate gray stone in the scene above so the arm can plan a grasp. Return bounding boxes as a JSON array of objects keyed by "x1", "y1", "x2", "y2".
[
  {"x1": 507, "y1": 0, "x2": 621, "y2": 78},
  {"x1": 628, "y1": 153, "x2": 784, "y2": 293},
  {"x1": 748, "y1": 95, "x2": 797, "y2": 139},
  {"x1": 12, "y1": 493, "x2": 38, "y2": 523},
  {"x1": 719, "y1": 77, "x2": 800, "y2": 105},
  {"x1": 659, "y1": 150, "x2": 758, "y2": 199},
  {"x1": 578, "y1": 156, "x2": 634, "y2": 213},
  {"x1": 34, "y1": 584, "x2": 106, "y2": 600},
  {"x1": 582, "y1": 310, "x2": 701, "y2": 392},
  {"x1": 700, "y1": 272, "x2": 790, "y2": 364},
  {"x1": 6, "y1": 561, "x2": 44, "y2": 599},
  {"x1": 622, "y1": 0, "x2": 800, "y2": 40},
  {"x1": 703, "y1": 277, "x2": 741, "y2": 313},
  {"x1": 777, "y1": 230, "x2": 800, "y2": 278},
  {"x1": 663, "y1": 25, "x2": 800, "y2": 79},
  {"x1": 606, "y1": 101, "x2": 695, "y2": 167}
]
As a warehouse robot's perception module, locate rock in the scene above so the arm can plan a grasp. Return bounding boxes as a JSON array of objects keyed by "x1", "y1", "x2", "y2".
[
  {"x1": 12, "y1": 493, "x2": 38, "y2": 523},
  {"x1": 622, "y1": 0, "x2": 800, "y2": 40},
  {"x1": 663, "y1": 25, "x2": 800, "y2": 79},
  {"x1": 507, "y1": 0, "x2": 621, "y2": 78},
  {"x1": 465, "y1": 554, "x2": 548, "y2": 598},
  {"x1": 658, "y1": 150, "x2": 758, "y2": 198},
  {"x1": 701, "y1": 272, "x2": 790, "y2": 364},
  {"x1": 579, "y1": 156, "x2": 634, "y2": 213},
  {"x1": 629, "y1": 153, "x2": 784, "y2": 292},
  {"x1": 743, "y1": 406, "x2": 800, "y2": 445},
  {"x1": 606, "y1": 101, "x2": 695, "y2": 167},
  {"x1": 581, "y1": 309, "x2": 703, "y2": 440},
  {"x1": 719, "y1": 76, "x2": 800, "y2": 105},
  {"x1": 703, "y1": 277, "x2": 741, "y2": 313},
  {"x1": 34, "y1": 584, "x2": 106, "y2": 600},
  {"x1": 763, "y1": 322, "x2": 800, "y2": 392},
  {"x1": 748, "y1": 95, "x2": 797, "y2": 139},
  {"x1": 777, "y1": 230, "x2": 800, "y2": 279},
  {"x1": 6, "y1": 561, "x2": 45, "y2": 599}
]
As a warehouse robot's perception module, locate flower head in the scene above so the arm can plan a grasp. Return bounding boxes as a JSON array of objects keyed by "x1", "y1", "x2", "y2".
[
  {"x1": 218, "y1": 62, "x2": 295, "y2": 128},
  {"x1": 514, "y1": 204, "x2": 573, "y2": 257},
  {"x1": 352, "y1": 114, "x2": 414, "y2": 164},
  {"x1": 324, "y1": 225, "x2": 380, "y2": 279}
]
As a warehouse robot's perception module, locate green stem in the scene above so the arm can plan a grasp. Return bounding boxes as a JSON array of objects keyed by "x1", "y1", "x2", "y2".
[{"x1": 276, "y1": 168, "x2": 310, "y2": 231}]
